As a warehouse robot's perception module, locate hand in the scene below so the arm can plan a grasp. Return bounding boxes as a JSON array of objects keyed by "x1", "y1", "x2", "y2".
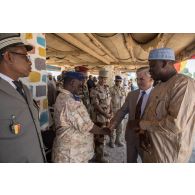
[
  {"x1": 128, "y1": 120, "x2": 140, "y2": 131},
  {"x1": 105, "y1": 113, "x2": 112, "y2": 119},
  {"x1": 107, "y1": 122, "x2": 115, "y2": 132},
  {"x1": 102, "y1": 127, "x2": 112, "y2": 135},
  {"x1": 139, "y1": 131, "x2": 151, "y2": 153}
]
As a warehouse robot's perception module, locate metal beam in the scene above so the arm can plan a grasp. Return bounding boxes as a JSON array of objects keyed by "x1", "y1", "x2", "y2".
[
  {"x1": 86, "y1": 33, "x2": 119, "y2": 62},
  {"x1": 124, "y1": 33, "x2": 136, "y2": 62},
  {"x1": 56, "y1": 33, "x2": 111, "y2": 64}
]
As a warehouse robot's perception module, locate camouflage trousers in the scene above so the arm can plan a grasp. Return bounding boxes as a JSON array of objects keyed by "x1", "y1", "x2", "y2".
[
  {"x1": 94, "y1": 122, "x2": 107, "y2": 160},
  {"x1": 110, "y1": 122, "x2": 124, "y2": 144}
]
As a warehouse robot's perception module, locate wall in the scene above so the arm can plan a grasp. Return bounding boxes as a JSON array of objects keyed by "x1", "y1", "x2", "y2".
[
  {"x1": 175, "y1": 59, "x2": 195, "y2": 79},
  {"x1": 20, "y1": 33, "x2": 49, "y2": 130}
]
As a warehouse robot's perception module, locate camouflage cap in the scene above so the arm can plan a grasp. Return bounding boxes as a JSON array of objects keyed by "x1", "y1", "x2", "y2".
[{"x1": 99, "y1": 68, "x2": 109, "y2": 78}]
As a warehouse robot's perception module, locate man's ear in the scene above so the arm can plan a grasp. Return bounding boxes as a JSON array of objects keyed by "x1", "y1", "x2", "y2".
[
  {"x1": 2, "y1": 51, "x2": 12, "y2": 64},
  {"x1": 162, "y1": 60, "x2": 167, "y2": 68}
]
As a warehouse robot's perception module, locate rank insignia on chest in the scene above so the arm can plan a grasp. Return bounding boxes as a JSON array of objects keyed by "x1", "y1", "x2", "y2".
[{"x1": 10, "y1": 115, "x2": 21, "y2": 135}]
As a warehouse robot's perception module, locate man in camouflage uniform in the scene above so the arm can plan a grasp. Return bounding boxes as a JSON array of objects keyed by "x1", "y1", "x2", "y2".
[
  {"x1": 52, "y1": 71, "x2": 111, "y2": 163},
  {"x1": 75, "y1": 66, "x2": 91, "y2": 115},
  {"x1": 110, "y1": 75, "x2": 126, "y2": 148},
  {"x1": 90, "y1": 68, "x2": 112, "y2": 163}
]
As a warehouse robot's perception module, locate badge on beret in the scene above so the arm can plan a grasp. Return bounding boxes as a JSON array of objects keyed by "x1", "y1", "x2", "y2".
[{"x1": 10, "y1": 115, "x2": 21, "y2": 135}]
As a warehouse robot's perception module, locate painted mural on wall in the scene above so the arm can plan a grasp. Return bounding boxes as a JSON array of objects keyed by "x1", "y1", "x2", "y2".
[
  {"x1": 20, "y1": 33, "x2": 49, "y2": 130},
  {"x1": 174, "y1": 58, "x2": 195, "y2": 79}
]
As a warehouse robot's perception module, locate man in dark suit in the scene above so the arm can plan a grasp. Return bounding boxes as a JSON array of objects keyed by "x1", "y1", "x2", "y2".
[
  {"x1": 0, "y1": 33, "x2": 46, "y2": 162},
  {"x1": 109, "y1": 67, "x2": 153, "y2": 162}
]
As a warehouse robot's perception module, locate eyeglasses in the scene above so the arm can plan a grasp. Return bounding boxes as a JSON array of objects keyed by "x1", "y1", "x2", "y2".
[{"x1": 8, "y1": 51, "x2": 31, "y2": 62}]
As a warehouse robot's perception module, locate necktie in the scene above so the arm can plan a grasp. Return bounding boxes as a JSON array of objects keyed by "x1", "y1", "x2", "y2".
[
  {"x1": 135, "y1": 91, "x2": 146, "y2": 119},
  {"x1": 13, "y1": 80, "x2": 27, "y2": 101},
  {"x1": 73, "y1": 94, "x2": 81, "y2": 101}
]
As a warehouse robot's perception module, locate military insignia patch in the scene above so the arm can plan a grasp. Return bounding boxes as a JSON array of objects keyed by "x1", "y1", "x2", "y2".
[
  {"x1": 10, "y1": 115, "x2": 21, "y2": 135},
  {"x1": 10, "y1": 124, "x2": 21, "y2": 134}
]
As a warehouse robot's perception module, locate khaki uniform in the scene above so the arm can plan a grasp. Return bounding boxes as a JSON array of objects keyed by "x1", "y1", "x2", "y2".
[
  {"x1": 110, "y1": 85, "x2": 126, "y2": 144},
  {"x1": 52, "y1": 89, "x2": 94, "y2": 163},
  {"x1": 90, "y1": 83, "x2": 112, "y2": 160}
]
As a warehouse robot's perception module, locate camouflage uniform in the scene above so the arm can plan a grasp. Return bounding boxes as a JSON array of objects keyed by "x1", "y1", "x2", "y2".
[
  {"x1": 74, "y1": 66, "x2": 92, "y2": 116},
  {"x1": 90, "y1": 83, "x2": 112, "y2": 162},
  {"x1": 80, "y1": 84, "x2": 91, "y2": 116},
  {"x1": 110, "y1": 85, "x2": 126, "y2": 146},
  {"x1": 52, "y1": 89, "x2": 94, "y2": 163}
]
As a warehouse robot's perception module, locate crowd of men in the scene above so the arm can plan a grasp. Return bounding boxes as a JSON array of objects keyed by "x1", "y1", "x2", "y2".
[{"x1": 0, "y1": 33, "x2": 195, "y2": 163}]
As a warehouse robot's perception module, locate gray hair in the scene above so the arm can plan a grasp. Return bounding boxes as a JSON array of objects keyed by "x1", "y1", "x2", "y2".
[{"x1": 136, "y1": 67, "x2": 151, "y2": 78}]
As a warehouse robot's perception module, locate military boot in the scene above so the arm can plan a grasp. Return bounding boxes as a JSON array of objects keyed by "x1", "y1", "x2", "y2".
[
  {"x1": 109, "y1": 140, "x2": 115, "y2": 148},
  {"x1": 104, "y1": 151, "x2": 109, "y2": 157},
  {"x1": 115, "y1": 135, "x2": 125, "y2": 147},
  {"x1": 109, "y1": 131, "x2": 116, "y2": 148},
  {"x1": 116, "y1": 141, "x2": 125, "y2": 147}
]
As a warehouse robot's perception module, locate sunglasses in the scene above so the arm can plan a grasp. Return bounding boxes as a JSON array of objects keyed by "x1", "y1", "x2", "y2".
[{"x1": 4, "y1": 51, "x2": 31, "y2": 62}]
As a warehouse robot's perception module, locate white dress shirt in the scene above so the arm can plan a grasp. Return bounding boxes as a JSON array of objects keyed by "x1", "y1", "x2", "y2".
[
  {"x1": 0, "y1": 72, "x2": 16, "y2": 89},
  {"x1": 137, "y1": 86, "x2": 153, "y2": 117}
]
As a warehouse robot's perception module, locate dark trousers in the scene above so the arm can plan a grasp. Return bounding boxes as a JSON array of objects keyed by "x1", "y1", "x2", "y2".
[
  {"x1": 126, "y1": 142, "x2": 143, "y2": 163},
  {"x1": 125, "y1": 129, "x2": 143, "y2": 163}
]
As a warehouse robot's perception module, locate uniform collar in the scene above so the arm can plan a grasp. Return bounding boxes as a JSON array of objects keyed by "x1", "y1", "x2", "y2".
[
  {"x1": 0, "y1": 72, "x2": 16, "y2": 89},
  {"x1": 60, "y1": 88, "x2": 80, "y2": 101},
  {"x1": 114, "y1": 85, "x2": 121, "y2": 89}
]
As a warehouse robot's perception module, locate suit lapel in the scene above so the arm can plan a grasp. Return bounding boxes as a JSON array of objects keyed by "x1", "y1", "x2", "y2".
[
  {"x1": 0, "y1": 78, "x2": 26, "y2": 103},
  {"x1": 22, "y1": 83, "x2": 32, "y2": 106},
  {"x1": 126, "y1": 89, "x2": 140, "y2": 121},
  {"x1": 131, "y1": 90, "x2": 140, "y2": 115},
  {"x1": 141, "y1": 88, "x2": 153, "y2": 118}
]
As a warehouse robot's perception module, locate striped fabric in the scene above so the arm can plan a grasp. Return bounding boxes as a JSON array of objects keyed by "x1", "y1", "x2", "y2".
[
  {"x1": 0, "y1": 33, "x2": 33, "y2": 51},
  {"x1": 0, "y1": 37, "x2": 23, "y2": 50}
]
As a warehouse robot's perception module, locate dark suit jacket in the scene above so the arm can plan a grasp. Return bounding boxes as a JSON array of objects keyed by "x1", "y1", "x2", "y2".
[{"x1": 0, "y1": 78, "x2": 46, "y2": 162}]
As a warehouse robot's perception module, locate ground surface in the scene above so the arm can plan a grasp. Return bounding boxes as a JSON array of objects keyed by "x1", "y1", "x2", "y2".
[{"x1": 103, "y1": 138, "x2": 195, "y2": 163}]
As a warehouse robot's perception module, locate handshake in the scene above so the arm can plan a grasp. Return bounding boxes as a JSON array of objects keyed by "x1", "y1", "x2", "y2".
[
  {"x1": 101, "y1": 125, "x2": 151, "y2": 153},
  {"x1": 92, "y1": 123, "x2": 113, "y2": 136},
  {"x1": 102, "y1": 127, "x2": 114, "y2": 135}
]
